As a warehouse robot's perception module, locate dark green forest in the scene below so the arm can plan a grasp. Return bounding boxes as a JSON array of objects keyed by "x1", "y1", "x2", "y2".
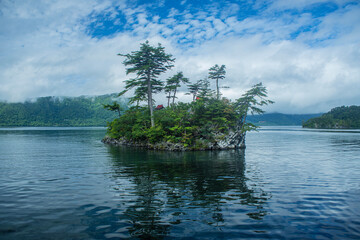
[
  {"x1": 303, "y1": 105, "x2": 360, "y2": 129},
  {"x1": 0, "y1": 96, "x2": 318, "y2": 127},
  {"x1": 0, "y1": 94, "x2": 126, "y2": 127},
  {"x1": 0, "y1": 92, "x2": 321, "y2": 128},
  {"x1": 247, "y1": 113, "x2": 323, "y2": 126}
]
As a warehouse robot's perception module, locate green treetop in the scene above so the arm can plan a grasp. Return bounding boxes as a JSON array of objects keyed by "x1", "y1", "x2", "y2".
[
  {"x1": 118, "y1": 41, "x2": 175, "y2": 127},
  {"x1": 186, "y1": 78, "x2": 214, "y2": 101},
  {"x1": 186, "y1": 80, "x2": 202, "y2": 101},
  {"x1": 208, "y1": 64, "x2": 226, "y2": 100},
  {"x1": 165, "y1": 72, "x2": 189, "y2": 107},
  {"x1": 105, "y1": 81, "x2": 274, "y2": 149},
  {"x1": 234, "y1": 82, "x2": 274, "y2": 133},
  {"x1": 197, "y1": 79, "x2": 215, "y2": 100},
  {"x1": 103, "y1": 102, "x2": 123, "y2": 117}
]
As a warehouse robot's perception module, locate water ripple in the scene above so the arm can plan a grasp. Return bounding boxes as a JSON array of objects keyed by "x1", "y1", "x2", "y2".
[{"x1": 0, "y1": 127, "x2": 360, "y2": 239}]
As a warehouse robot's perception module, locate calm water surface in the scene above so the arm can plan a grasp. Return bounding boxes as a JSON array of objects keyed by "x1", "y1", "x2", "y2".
[{"x1": 0, "y1": 126, "x2": 359, "y2": 239}]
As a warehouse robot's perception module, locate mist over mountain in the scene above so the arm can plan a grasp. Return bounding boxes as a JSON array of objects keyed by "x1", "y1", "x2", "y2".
[
  {"x1": 0, "y1": 93, "x2": 126, "y2": 127},
  {"x1": 1, "y1": 93, "x2": 322, "y2": 127}
]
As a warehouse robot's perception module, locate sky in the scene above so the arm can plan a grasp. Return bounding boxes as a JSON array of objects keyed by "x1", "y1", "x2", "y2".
[{"x1": 1, "y1": 0, "x2": 359, "y2": 113}]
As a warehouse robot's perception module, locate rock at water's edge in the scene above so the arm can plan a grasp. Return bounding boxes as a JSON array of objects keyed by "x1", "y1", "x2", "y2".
[{"x1": 102, "y1": 132, "x2": 246, "y2": 151}]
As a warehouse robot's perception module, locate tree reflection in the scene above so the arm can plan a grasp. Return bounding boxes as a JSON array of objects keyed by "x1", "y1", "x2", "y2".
[
  {"x1": 124, "y1": 173, "x2": 170, "y2": 239},
  {"x1": 106, "y1": 147, "x2": 270, "y2": 238},
  {"x1": 330, "y1": 136, "x2": 360, "y2": 150}
]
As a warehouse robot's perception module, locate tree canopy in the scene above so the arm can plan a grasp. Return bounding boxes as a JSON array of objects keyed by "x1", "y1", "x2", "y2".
[
  {"x1": 165, "y1": 72, "x2": 189, "y2": 107},
  {"x1": 235, "y1": 82, "x2": 274, "y2": 132},
  {"x1": 186, "y1": 79, "x2": 206, "y2": 101},
  {"x1": 0, "y1": 94, "x2": 125, "y2": 127},
  {"x1": 208, "y1": 64, "x2": 226, "y2": 99},
  {"x1": 107, "y1": 42, "x2": 274, "y2": 150},
  {"x1": 118, "y1": 41, "x2": 175, "y2": 127},
  {"x1": 103, "y1": 102, "x2": 123, "y2": 117},
  {"x1": 303, "y1": 105, "x2": 360, "y2": 129}
]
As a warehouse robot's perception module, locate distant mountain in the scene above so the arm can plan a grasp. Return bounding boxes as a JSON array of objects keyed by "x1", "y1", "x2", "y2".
[
  {"x1": 247, "y1": 113, "x2": 323, "y2": 126},
  {"x1": 0, "y1": 93, "x2": 126, "y2": 127},
  {"x1": 303, "y1": 105, "x2": 360, "y2": 129},
  {"x1": 0, "y1": 95, "x2": 323, "y2": 127}
]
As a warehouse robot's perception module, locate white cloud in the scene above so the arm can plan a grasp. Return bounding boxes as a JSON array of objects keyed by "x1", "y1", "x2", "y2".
[
  {"x1": 267, "y1": 0, "x2": 352, "y2": 11},
  {"x1": 0, "y1": 0, "x2": 359, "y2": 114}
]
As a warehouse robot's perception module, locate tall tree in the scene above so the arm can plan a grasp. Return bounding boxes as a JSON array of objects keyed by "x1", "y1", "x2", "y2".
[
  {"x1": 225, "y1": 82, "x2": 274, "y2": 148},
  {"x1": 208, "y1": 64, "x2": 226, "y2": 99},
  {"x1": 186, "y1": 79, "x2": 214, "y2": 100},
  {"x1": 164, "y1": 84, "x2": 173, "y2": 107},
  {"x1": 197, "y1": 78, "x2": 214, "y2": 99},
  {"x1": 118, "y1": 41, "x2": 175, "y2": 127},
  {"x1": 186, "y1": 80, "x2": 202, "y2": 101},
  {"x1": 165, "y1": 72, "x2": 189, "y2": 106},
  {"x1": 234, "y1": 82, "x2": 274, "y2": 133}
]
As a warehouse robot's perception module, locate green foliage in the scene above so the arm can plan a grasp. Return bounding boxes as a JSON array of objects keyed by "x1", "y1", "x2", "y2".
[
  {"x1": 146, "y1": 126, "x2": 166, "y2": 144},
  {"x1": 186, "y1": 80, "x2": 203, "y2": 100},
  {"x1": 196, "y1": 79, "x2": 215, "y2": 100},
  {"x1": 208, "y1": 64, "x2": 226, "y2": 99},
  {"x1": 247, "y1": 113, "x2": 323, "y2": 126},
  {"x1": 103, "y1": 102, "x2": 123, "y2": 117},
  {"x1": 118, "y1": 41, "x2": 175, "y2": 127},
  {"x1": 234, "y1": 82, "x2": 274, "y2": 133},
  {"x1": 107, "y1": 98, "x2": 240, "y2": 147},
  {"x1": 165, "y1": 72, "x2": 189, "y2": 106},
  {"x1": 303, "y1": 105, "x2": 360, "y2": 129},
  {"x1": 0, "y1": 94, "x2": 126, "y2": 127},
  {"x1": 107, "y1": 51, "x2": 274, "y2": 149}
]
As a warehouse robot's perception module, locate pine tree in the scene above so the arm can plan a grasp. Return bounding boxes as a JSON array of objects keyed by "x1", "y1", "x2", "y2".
[
  {"x1": 235, "y1": 82, "x2": 274, "y2": 132},
  {"x1": 118, "y1": 41, "x2": 175, "y2": 127},
  {"x1": 103, "y1": 102, "x2": 122, "y2": 117},
  {"x1": 208, "y1": 64, "x2": 226, "y2": 99},
  {"x1": 186, "y1": 80, "x2": 202, "y2": 101},
  {"x1": 165, "y1": 72, "x2": 189, "y2": 106},
  {"x1": 197, "y1": 79, "x2": 214, "y2": 99}
]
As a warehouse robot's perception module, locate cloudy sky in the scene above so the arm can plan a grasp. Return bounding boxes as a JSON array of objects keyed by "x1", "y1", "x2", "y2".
[{"x1": 1, "y1": 0, "x2": 359, "y2": 113}]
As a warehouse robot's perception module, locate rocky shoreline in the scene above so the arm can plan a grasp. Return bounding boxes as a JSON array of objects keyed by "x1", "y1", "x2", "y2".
[{"x1": 102, "y1": 132, "x2": 246, "y2": 151}]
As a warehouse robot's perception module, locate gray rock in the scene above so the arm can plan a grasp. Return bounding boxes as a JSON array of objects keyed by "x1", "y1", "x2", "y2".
[{"x1": 102, "y1": 130, "x2": 246, "y2": 151}]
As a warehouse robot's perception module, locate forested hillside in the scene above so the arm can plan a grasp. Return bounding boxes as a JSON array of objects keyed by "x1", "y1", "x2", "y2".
[
  {"x1": 303, "y1": 106, "x2": 360, "y2": 129},
  {"x1": 247, "y1": 113, "x2": 323, "y2": 126},
  {"x1": 0, "y1": 93, "x2": 325, "y2": 128},
  {"x1": 0, "y1": 94, "x2": 126, "y2": 127}
]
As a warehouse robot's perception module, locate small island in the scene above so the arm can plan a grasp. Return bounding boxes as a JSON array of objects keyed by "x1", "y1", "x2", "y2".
[
  {"x1": 103, "y1": 41, "x2": 273, "y2": 150},
  {"x1": 302, "y1": 105, "x2": 360, "y2": 129}
]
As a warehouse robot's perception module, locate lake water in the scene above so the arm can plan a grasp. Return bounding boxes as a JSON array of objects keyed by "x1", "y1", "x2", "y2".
[{"x1": 0, "y1": 126, "x2": 360, "y2": 239}]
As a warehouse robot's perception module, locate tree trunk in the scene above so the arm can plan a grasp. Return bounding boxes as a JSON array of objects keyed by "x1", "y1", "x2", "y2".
[
  {"x1": 172, "y1": 87, "x2": 177, "y2": 105},
  {"x1": 147, "y1": 75, "x2": 155, "y2": 128},
  {"x1": 216, "y1": 78, "x2": 219, "y2": 99},
  {"x1": 241, "y1": 111, "x2": 248, "y2": 128},
  {"x1": 234, "y1": 108, "x2": 248, "y2": 148},
  {"x1": 167, "y1": 92, "x2": 171, "y2": 107}
]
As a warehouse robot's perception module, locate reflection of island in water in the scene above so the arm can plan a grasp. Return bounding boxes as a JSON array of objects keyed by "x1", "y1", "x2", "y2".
[{"x1": 94, "y1": 147, "x2": 270, "y2": 239}]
